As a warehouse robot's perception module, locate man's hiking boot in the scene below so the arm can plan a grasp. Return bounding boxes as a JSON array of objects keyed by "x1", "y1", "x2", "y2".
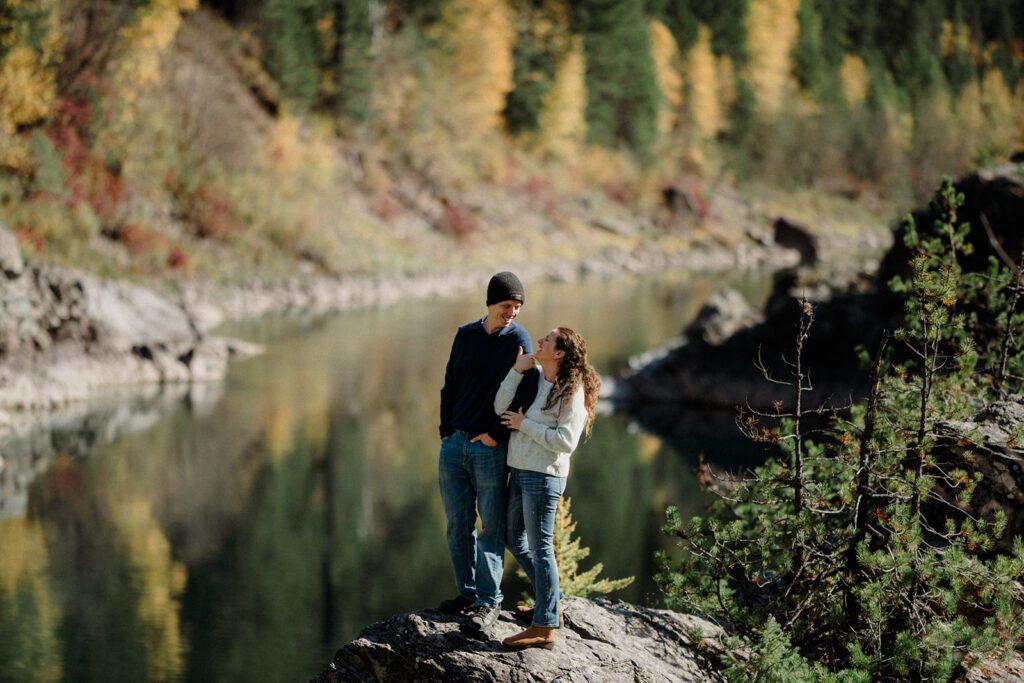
[
  {"x1": 436, "y1": 595, "x2": 474, "y2": 615},
  {"x1": 467, "y1": 605, "x2": 501, "y2": 632},
  {"x1": 513, "y1": 604, "x2": 563, "y2": 627}
]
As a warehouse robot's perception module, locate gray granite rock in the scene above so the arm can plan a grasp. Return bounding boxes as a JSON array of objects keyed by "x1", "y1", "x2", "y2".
[
  {"x1": 312, "y1": 597, "x2": 727, "y2": 683},
  {"x1": 0, "y1": 259, "x2": 261, "y2": 410},
  {"x1": 0, "y1": 224, "x2": 24, "y2": 278},
  {"x1": 685, "y1": 288, "x2": 762, "y2": 347},
  {"x1": 935, "y1": 395, "x2": 1024, "y2": 552}
]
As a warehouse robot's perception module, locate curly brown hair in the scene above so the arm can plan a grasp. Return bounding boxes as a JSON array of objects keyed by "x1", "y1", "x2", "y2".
[{"x1": 542, "y1": 327, "x2": 601, "y2": 436}]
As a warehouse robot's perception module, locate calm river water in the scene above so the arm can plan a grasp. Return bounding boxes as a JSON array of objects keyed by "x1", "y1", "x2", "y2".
[{"x1": 0, "y1": 271, "x2": 772, "y2": 682}]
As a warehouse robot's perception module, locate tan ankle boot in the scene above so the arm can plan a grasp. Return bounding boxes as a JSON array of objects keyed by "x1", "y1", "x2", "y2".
[{"x1": 502, "y1": 625, "x2": 556, "y2": 650}]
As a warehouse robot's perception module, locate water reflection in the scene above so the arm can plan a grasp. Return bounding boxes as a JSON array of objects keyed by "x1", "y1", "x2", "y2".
[{"x1": 0, "y1": 272, "x2": 769, "y2": 682}]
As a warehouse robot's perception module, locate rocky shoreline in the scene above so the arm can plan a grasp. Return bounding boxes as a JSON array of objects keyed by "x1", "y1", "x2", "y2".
[
  {"x1": 175, "y1": 239, "x2": 811, "y2": 330},
  {"x1": 0, "y1": 222, "x2": 827, "y2": 417}
]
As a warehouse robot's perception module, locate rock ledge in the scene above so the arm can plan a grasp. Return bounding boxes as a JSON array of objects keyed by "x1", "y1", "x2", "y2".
[{"x1": 312, "y1": 597, "x2": 727, "y2": 683}]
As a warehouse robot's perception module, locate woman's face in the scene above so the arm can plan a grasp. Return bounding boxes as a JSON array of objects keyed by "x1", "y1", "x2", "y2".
[{"x1": 535, "y1": 329, "x2": 563, "y2": 362}]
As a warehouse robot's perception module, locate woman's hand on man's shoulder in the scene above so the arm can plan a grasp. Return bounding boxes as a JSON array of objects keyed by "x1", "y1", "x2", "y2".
[{"x1": 513, "y1": 346, "x2": 536, "y2": 374}]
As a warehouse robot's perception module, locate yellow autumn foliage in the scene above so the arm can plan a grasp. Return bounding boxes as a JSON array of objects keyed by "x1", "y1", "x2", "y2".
[
  {"x1": 263, "y1": 398, "x2": 298, "y2": 460},
  {"x1": 0, "y1": 0, "x2": 61, "y2": 135},
  {"x1": 1014, "y1": 84, "x2": 1024, "y2": 149},
  {"x1": 0, "y1": 518, "x2": 63, "y2": 682},
  {"x1": 264, "y1": 113, "x2": 337, "y2": 186},
  {"x1": 976, "y1": 69, "x2": 1016, "y2": 157},
  {"x1": 537, "y1": 36, "x2": 585, "y2": 159},
  {"x1": 0, "y1": 46, "x2": 56, "y2": 134},
  {"x1": 108, "y1": 496, "x2": 187, "y2": 680},
  {"x1": 840, "y1": 54, "x2": 869, "y2": 107},
  {"x1": 744, "y1": 0, "x2": 800, "y2": 117},
  {"x1": 685, "y1": 25, "x2": 724, "y2": 140},
  {"x1": 430, "y1": 0, "x2": 515, "y2": 140},
  {"x1": 940, "y1": 20, "x2": 974, "y2": 59},
  {"x1": 649, "y1": 19, "x2": 682, "y2": 136},
  {"x1": 955, "y1": 79, "x2": 985, "y2": 151},
  {"x1": 262, "y1": 345, "x2": 332, "y2": 462},
  {"x1": 114, "y1": 0, "x2": 198, "y2": 102}
]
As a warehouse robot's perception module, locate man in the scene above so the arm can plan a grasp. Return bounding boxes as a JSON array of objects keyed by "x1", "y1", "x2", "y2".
[{"x1": 437, "y1": 271, "x2": 532, "y2": 633}]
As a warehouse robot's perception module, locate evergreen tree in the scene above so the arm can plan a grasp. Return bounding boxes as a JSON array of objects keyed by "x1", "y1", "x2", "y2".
[
  {"x1": 693, "y1": 0, "x2": 749, "y2": 66},
  {"x1": 390, "y1": 0, "x2": 445, "y2": 26},
  {"x1": 577, "y1": 0, "x2": 660, "y2": 163},
  {"x1": 791, "y1": 0, "x2": 831, "y2": 98},
  {"x1": 943, "y1": 1, "x2": 977, "y2": 93},
  {"x1": 260, "y1": 0, "x2": 321, "y2": 111},
  {"x1": 504, "y1": 27, "x2": 552, "y2": 135},
  {"x1": 649, "y1": 0, "x2": 698, "y2": 53},
  {"x1": 503, "y1": 1, "x2": 572, "y2": 136},
  {"x1": 335, "y1": 0, "x2": 373, "y2": 125},
  {"x1": 517, "y1": 497, "x2": 633, "y2": 602}
]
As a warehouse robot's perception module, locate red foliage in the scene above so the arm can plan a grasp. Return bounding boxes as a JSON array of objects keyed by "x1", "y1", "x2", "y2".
[
  {"x1": 118, "y1": 222, "x2": 165, "y2": 255},
  {"x1": 189, "y1": 185, "x2": 243, "y2": 239},
  {"x1": 371, "y1": 191, "x2": 403, "y2": 222},
  {"x1": 46, "y1": 96, "x2": 129, "y2": 226},
  {"x1": 13, "y1": 227, "x2": 46, "y2": 254},
  {"x1": 43, "y1": 453, "x2": 84, "y2": 502},
  {"x1": 436, "y1": 197, "x2": 480, "y2": 241},
  {"x1": 520, "y1": 173, "x2": 554, "y2": 209},
  {"x1": 602, "y1": 176, "x2": 640, "y2": 204},
  {"x1": 166, "y1": 246, "x2": 190, "y2": 270},
  {"x1": 165, "y1": 172, "x2": 244, "y2": 240}
]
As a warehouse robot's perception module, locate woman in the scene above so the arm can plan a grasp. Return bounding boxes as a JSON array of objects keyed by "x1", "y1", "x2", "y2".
[{"x1": 493, "y1": 327, "x2": 600, "y2": 650}]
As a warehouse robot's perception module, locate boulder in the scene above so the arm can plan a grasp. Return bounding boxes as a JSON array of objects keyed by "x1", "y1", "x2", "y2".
[
  {"x1": 685, "y1": 288, "x2": 762, "y2": 347},
  {"x1": 773, "y1": 218, "x2": 818, "y2": 267},
  {"x1": 0, "y1": 258, "x2": 262, "y2": 410},
  {"x1": 312, "y1": 597, "x2": 727, "y2": 683},
  {"x1": 934, "y1": 395, "x2": 1024, "y2": 552},
  {"x1": 879, "y1": 166, "x2": 1024, "y2": 303},
  {"x1": 0, "y1": 224, "x2": 24, "y2": 278}
]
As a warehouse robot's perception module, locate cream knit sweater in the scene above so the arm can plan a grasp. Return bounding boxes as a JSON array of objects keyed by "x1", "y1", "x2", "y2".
[{"x1": 493, "y1": 367, "x2": 587, "y2": 477}]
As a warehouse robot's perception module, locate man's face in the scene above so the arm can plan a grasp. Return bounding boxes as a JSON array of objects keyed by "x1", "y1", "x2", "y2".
[{"x1": 487, "y1": 300, "x2": 522, "y2": 328}]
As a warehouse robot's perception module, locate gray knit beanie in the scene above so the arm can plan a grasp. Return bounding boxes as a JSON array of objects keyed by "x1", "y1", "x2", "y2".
[{"x1": 486, "y1": 271, "x2": 525, "y2": 306}]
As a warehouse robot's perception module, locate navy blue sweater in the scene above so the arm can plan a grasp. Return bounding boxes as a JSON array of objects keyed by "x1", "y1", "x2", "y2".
[{"x1": 439, "y1": 319, "x2": 533, "y2": 443}]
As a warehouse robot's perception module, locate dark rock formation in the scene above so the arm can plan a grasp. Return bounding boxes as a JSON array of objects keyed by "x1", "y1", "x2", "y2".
[
  {"x1": 616, "y1": 269, "x2": 886, "y2": 412},
  {"x1": 879, "y1": 165, "x2": 1024, "y2": 297},
  {"x1": 773, "y1": 218, "x2": 818, "y2": 266},
  {"x1": 311, "y1": 597, "x2": 727, "y2": 683}
]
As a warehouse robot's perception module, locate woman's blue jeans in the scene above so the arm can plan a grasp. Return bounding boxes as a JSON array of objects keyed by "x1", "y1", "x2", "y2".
[
  {"x1": 507, "y1": 467, "x2": 566, "y2": 628},
  {"x1": 438, "y1": 431, "x2": 507, "y2": 608}
]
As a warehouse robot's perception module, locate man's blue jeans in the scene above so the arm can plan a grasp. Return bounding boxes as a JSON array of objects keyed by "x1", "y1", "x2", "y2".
[
  {"x1": 506, "y1": 467, "x2": 566, "y2": 628},
  {"x1": 438, "y1": 431, "x2": 507, "y2": 608}
]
